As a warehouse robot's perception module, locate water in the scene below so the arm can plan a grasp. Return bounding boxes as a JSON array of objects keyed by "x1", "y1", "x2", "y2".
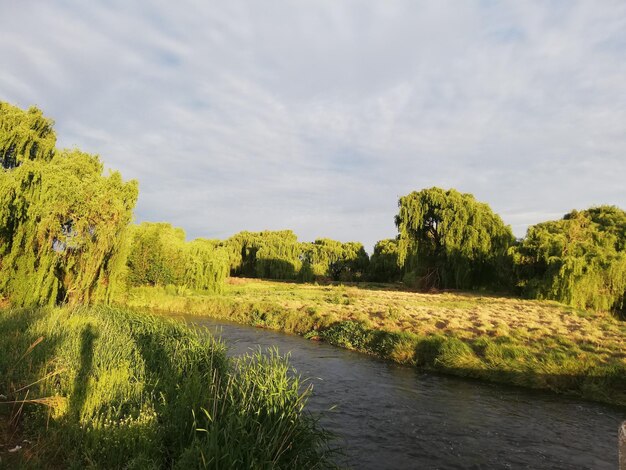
[{"x1": 172, "y1": 314, "x2": 625, "y2": 469}]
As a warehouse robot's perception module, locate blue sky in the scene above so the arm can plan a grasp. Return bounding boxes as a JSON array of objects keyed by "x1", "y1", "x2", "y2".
[{"x1": 2, "y1": 1, "x2": 625, "y2": 251}]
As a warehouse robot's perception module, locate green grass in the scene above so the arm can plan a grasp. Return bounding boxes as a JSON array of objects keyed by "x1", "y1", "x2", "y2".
[
  {"x1": 120, "y1": 279, "x2": 626, "y2": 407},
  {"x1": 0, "y1": 306, "x2": 334, "y2": 469}
]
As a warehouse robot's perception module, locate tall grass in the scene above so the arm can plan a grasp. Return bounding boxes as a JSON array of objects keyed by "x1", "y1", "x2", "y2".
[{"x1": 0, "y1": 306, "x2": 334, "y2": 468}]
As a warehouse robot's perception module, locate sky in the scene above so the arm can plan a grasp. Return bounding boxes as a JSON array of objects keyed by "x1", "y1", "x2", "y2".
[{"x1": 2, "y1": 1, "x2": 625, "y2": 252}]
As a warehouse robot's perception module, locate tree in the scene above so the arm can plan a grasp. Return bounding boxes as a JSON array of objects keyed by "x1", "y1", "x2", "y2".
[
  {"x1": 226, "y1": 230, "x2": 302, "y2": 280},
  {"x1": 0, "y1": 149, "x2": 138, "y2": 306},
  {"x1": 395, "y1": 187, "x2": 514, "y2": 290},
  {"x1": 0, "y1": 102, "x2": 56, "y2": 169},
  {"x1": 368, "y1": 239, "x2": 402, "y2": 282},
  {"x1": 0, "y1": 103, "x2": 138, "y2": 307},
  {"x1": 126, "y1": 223, "x2": 229, "y2": 293},
  {"x1": 512, "y1": 206, "x2": 626, "y2": 314},
  {"x1": 127, "y1": 222, "x2": 187, "y2": 286},
  {"x1": 300, "y1": 239, "x2": 369, "y2": 281}
]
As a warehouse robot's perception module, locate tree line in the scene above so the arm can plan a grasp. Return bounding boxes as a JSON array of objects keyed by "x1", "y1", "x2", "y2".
[{"x1": 1, "y1": 102, "x2": 624, "y2": 317}]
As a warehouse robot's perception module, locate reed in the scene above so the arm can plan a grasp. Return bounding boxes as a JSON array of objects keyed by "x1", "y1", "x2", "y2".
[{"x1": 0, "y1": 306, "x2": 334, "y2": 468}]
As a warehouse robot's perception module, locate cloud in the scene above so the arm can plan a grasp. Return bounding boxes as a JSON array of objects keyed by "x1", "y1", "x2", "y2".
[{"x1": 1, "y1": 0, "x2": 625, "y2": 251}]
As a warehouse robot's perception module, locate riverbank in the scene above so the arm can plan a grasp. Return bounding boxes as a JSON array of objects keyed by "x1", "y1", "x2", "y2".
[
  {"x1": 122, "y1": 279, "x2": 626, "y2": 407},
  {"x1": 0, "y1": 306, "x2": 333, "y2": 468}
]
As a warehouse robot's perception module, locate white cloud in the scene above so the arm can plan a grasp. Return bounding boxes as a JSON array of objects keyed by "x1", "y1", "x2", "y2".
[{"x1": 1, "y1": 0, "x2": 625, "y2": 251}]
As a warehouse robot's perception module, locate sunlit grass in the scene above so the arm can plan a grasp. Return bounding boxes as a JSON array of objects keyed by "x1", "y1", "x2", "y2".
[
  {"x1": 121, "y1": 279, "x2": 626, "y2": 406},
  {"x1": 0, "y1": 305, "x2": 334, "y2": 468}
]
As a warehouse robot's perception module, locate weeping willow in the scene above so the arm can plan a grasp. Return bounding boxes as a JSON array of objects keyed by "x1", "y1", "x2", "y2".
[
  {"x1": 0, "y1": 103, "x2": 138, "y2": 307},
  {"x1": 395, "y1": 187, "x2": 515, "y2": 290},
  {"x1": 0, "y1": 150, "x2": 138, "y2": 306},
  {"x1": 0, "y1": 102, "x2": 56, "y2": 169},
  {"x1": 512, "y1": 206, "x2": 626, "y2": 314},
  {"x1": 185, "y1": 239, "x2": 229, "y2": 293},
  {"x1": 368, "y1": 239, "x2": 402, "y2": 282},
  {"x1": 126, "y1": 222, "x2": 229, "y2": 293},
  {"x1": 226, "y1": 230, "x2": 303, "y2": 280},
  {"x1": 300, "y1": 239, "x2": 369, "y2": 281}
]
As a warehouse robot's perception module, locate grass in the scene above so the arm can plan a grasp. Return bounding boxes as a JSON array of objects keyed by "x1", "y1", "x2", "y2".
[
  {"x1": 120, "y1": 279, "x2": 626, "y2": 407},
  {"x1": 0, "y1": 305, "x2": 335, "y2": 469}
]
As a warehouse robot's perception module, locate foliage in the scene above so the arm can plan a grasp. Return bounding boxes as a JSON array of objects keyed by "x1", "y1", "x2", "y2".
[
  {"x1": 127, "y1": 222, "x2": 229, "y2": 293},
  {"x1": 0, "y1": 149, "x2": 138, "y2": 307},
  {"x1": 0, "y1": 102, "x2": 56, "y2": 169},
  {"x1": 0, "y1": 103, "x2": 138, "y2": 307},
  {"x1": 224, "y1": 231, "x2": 369, "y2": 282},
  {"x1": 0, "y1": 306, "x2": 334, "y2": 468},
  {"x1": 512, "y1": 206, "x2": 626, "y2": 315},
  {"x1": 300, "y1": 239, "x2": 369, "y2": 282},
  {"x1": 395, "y1": 187, "x2": 515, "y2": 290},
  {"x1": 368, "y1": 239, "x2": 402, "y2": 282},
  {"x1": 226, "y1": 230, "x2": 302, "y2": 280},
  {"x1": 185, "y1": 238, "x2": 230, "y2": 293}
]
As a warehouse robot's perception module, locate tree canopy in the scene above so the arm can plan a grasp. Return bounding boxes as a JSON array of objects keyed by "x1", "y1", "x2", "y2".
[
  {"x1": 0, "y1": 102, "x2": 56, "y2": 169},
  {"x1": 300, "y1": 239, "x2": 369, "y2": 282},
  {"x1": 126, "y1": 222, "x2": 229, "y2": 293},
  {"x1": 0, "y1": 149, "x2": 138, "y2": 306},
  {"x1": 368, "y1": 239, "x2": 402, "y2": 282},
  {"x1": 395, "y1": 187, "x2": 514, "y2": 290},
  {"x1": 0, "y1": 103, "x2": 138, "y2": 307},
  {"x1": 512, "y1": 206, "x2": 626, "y2": 314}
]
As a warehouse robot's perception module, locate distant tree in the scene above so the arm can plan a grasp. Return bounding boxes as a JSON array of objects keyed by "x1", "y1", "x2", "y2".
[
  {"x1": 301, "y1": 239, "x2": 369, "y2": 281},
  {"x1": 512, "y1": 206, "x2": 626, "y2": 315},
  {"x1": 395, "y1": 187, "x2": 514, "y2": 290},
  {"x1": 226, "y1": 230, "x2": 302, "y2": 280},
  {"x1": 368, "y1": 239, "x2": 402, "y2": 282},
  {"x1": 127, "y1": 223, "x2": 229, "y2": 293},
  {"x1": 184, "y1": 239, "x2": 229, "y2": 293},
  {"x1": 127, "y1": 223, "x2": 187, "y2": 286}
]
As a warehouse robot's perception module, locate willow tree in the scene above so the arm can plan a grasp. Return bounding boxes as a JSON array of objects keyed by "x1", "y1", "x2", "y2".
[
  {"x1": 127, "y1": 222, "x2": 187, "y2": 286},
  {"x1": 184, "y1": 239, "x2": 229, "y2": 293},
  {"x1": 226, "y1": 230, "x2": 302, "y2": 280},
  {"x1": 0, "y1": 150, "x2": 138, "y2": 306},
  {"x1": 127, "y1": 223, "x2": 229, "y2": 293},
  {"x1": 0, "y1": 102, "x2": 56, "y2": 169},
  {"x1": 395, "y1": 187, "x2": 514, "y2": 290},
  {"x1": 512, "y1": 206, "x2": 626, "y2": 314},
  {"x1": 368, "y1": 239, "x2": 402, "y2": 282},
  {"x1": 300, "y1": 239, "x2": 369, "y2": 281}
]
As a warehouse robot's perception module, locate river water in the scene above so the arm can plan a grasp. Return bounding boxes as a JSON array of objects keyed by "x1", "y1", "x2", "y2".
[{"x1": 172, "y1": 314, "x2": 624, "y2": 469}]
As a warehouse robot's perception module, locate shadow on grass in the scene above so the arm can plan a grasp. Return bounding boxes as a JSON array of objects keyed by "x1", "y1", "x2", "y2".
[{"x1": 69, "y1": 324, "x2": 97, "y2": 421}]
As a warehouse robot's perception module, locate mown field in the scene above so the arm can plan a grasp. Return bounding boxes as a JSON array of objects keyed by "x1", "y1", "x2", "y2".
[{"x1": 123, "y1": 279, "x2": 626, "y2": 407}]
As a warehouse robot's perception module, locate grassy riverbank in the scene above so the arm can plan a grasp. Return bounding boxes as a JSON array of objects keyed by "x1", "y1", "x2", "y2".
[
  {"x1": 0, "y1": 306, "x2": 333, "y2": 468},
  {"x1": 123, "y1": 279, "x2": 626, "y2": 407}
]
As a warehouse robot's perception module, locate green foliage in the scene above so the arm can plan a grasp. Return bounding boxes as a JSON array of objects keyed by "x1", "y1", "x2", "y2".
[
  {"x1": 301, "y1": 239, "x2": 369, "y2": 281},
  {"x1": 0, "y1": 102, "x2": 56, "y2": 169},
  {"x1": 0, "y1": 149, "x2": 138, "y2": 307},
  {"x1": 0, "y1": 306, "x2": 334, "y2": 468},
  {"x1": 226, "y1": 230, "x2": 302, "y2": 280},
  {"x1": 368, "y1": 239, "x2": 402, "y2": 282},
  {"x1": 127, "y1": 223, "x2": 229, "y2": 293},
  {"x1": 512, "y1": 206, "x2": 626, "y2": 315},
  {"x1": 395, "y1": 187, "x2": 514, "y2": 290},
  {"x1": 0, "y1": 103, "x2": 137, "y2": 307},
  {"x1": 127, "y1": 222, "x2": 186, "y2": 286},
  {"x1": 224, "y1": 231, "x2": 369, "y2": 282}
]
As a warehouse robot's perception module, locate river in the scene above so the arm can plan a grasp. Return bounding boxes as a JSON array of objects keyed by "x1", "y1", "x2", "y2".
[{"x1": 172, "y1": 314, "x2": 625, "y2": 469}]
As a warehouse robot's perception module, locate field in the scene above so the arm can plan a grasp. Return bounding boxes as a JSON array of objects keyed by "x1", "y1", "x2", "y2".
[{"x1": 123, "y1": 279, "x2": 626, "y2": 407}]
